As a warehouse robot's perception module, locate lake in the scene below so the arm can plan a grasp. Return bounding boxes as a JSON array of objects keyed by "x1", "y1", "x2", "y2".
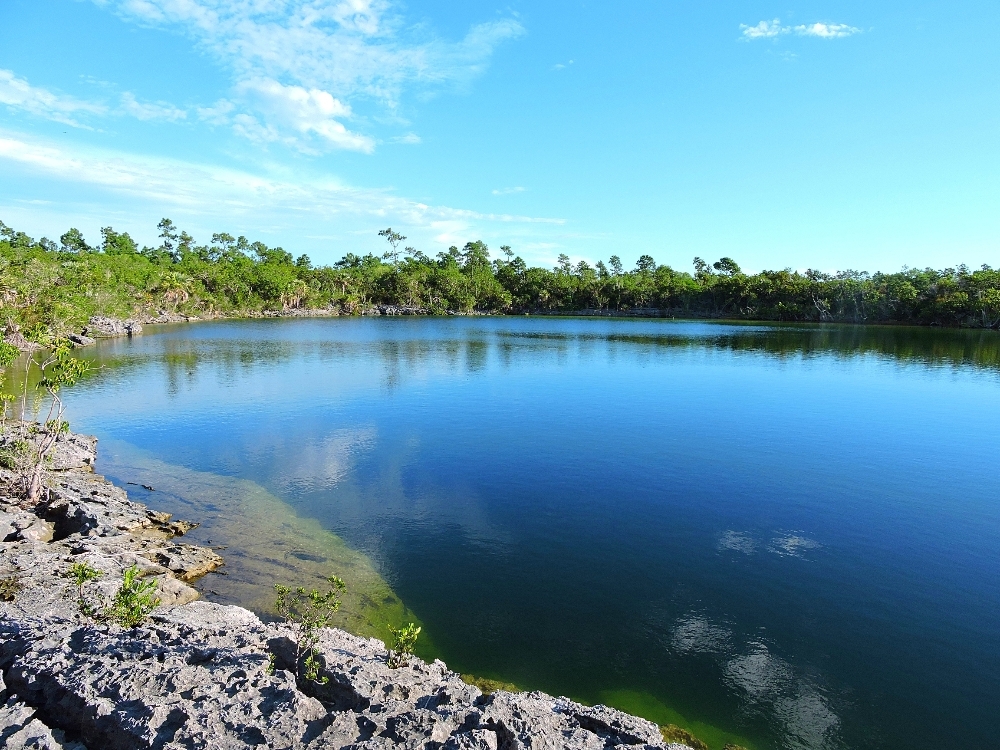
[{"x1": 19, "y1": 317, "x2": 1000, "y2": 750}]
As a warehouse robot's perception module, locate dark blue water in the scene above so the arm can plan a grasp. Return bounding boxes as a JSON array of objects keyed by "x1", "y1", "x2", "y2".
[{"x1": 51, "y1": 318, "x2": 1000, "y2": 750}]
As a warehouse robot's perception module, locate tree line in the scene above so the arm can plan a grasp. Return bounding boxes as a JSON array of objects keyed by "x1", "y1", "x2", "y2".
[{"x1": 2, "y1": 218, "x2": 999, "y2": 334}]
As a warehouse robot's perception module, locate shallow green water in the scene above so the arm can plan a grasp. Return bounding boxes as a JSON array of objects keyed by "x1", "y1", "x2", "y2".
[{"x1": 5, "y1": 317, "x2": 999, "y2": 750}]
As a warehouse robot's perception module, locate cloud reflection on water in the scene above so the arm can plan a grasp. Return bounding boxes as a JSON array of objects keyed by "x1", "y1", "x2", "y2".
[
  {"x1": 718, "y1": 530, "x2": 822, "y2": 559},
  {"x1": 670, "y1": 617, "x2": 843, "y2": 750}
]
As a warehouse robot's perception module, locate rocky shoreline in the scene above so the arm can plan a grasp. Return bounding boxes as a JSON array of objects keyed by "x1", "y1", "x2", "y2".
[{"x1": 0, "y1": 426, "x2": 691, "y2": 750}]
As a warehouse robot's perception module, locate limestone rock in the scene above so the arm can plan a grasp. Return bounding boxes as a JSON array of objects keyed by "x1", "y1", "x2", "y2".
[
  {"x1": 17, "y1": 519, "x2": 54, "y2": 543},
  {"x1": 154, "y1": 575, "x2": 200, "y2": 606},
  {"x1": 142, "y1": 543, "x2": 223, "y2": 581},
  {"x1": 0, "y1": 701, "x2": 87, "y2": 750},
  {"x1": 48, "y1": 434, "x2": 97, "y2": 472}
]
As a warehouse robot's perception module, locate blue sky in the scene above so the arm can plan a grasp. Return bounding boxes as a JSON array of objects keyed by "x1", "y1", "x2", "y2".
[{"x1": 1, "y1": 1, "x2": 997, "y2": 272}]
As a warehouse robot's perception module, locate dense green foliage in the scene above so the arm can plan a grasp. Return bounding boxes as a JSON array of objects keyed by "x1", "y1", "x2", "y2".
[{"x1": 2, "y1": 218, "x2": 998, "y2": 330}]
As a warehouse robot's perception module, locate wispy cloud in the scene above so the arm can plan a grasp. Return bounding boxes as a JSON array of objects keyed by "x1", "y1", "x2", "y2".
[
  {"x1": 0, "y1": 130, "x2": 561, "y2": 240},
  {"x1": 120, "y1": 92, "x2": 187, "y2": 121},
  {"x1": 492, "y1": 186, "x2": 526, "y2": 196},
  {"x1": 740, "y1": 19, "x2": 861, "y2": 40},
  {"x1": 1, "y1": 68, "x2": 191, "y2": 127},
  {"x1": 93, "y1": 0, "x2": 524, "y2": 151},
  {"x1": 0, "y1": 69, "x2": 106, "y2": 128}
]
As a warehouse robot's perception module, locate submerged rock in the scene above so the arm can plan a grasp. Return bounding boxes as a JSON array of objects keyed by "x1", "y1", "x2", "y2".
[{"x1": 0, "y1": 424, "x2": 689, "y2": 750}]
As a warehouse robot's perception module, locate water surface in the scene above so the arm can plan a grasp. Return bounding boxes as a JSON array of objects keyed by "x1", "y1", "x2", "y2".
[{"x1": 17, "y1": 317, "x2": 1000, "y2": 750}]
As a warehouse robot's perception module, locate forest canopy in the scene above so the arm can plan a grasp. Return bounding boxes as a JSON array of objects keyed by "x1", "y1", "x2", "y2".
[{"x1": 2, "y1": 218, "x2": 999, "y2": 334}]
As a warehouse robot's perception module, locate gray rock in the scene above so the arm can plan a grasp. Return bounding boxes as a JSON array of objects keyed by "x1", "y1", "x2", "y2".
[
  {"x1": 363, "y1": 305, "x2": 427, "y2": 316},
  {"x1": 445, "y1": 729, "x2": 499, "y2": 750},
  {"x1": 0, "y1": 701, "x2": 87, "y2": 749},
  {"x1": 0, "y1": 510, "x2": 20, "y2": 542},
  {"x1": 17, "y1": 519, "x2": 54, "y2": 543},
  {"x1": 81, "y1": 316, "x2": 142, "y2": 338},
  {"x1": 154, "y1": 575, "x2": 200, "y2": 606},
  {"x1": 66, "y1": 334, "x2": 96, "y2": 348}
]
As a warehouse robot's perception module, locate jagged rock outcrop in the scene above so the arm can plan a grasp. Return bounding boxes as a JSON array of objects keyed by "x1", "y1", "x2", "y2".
[
  {"x1": 0, "y1": 426, "x2": 688, "y2": 750},
  {"x1": 82, "y1": 316, "x2": 143, "y2": 338}
]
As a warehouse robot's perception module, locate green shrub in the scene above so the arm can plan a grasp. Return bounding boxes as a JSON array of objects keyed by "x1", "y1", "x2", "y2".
[
  {"x1": 386, "y1": 622, "x2": 421, "y2": 669},
  {"x1": 274, "y1": 574, "x2": 346, "y2": 684},
  {"x1": 107, "y1": 565, "x2": 160, "y2": 628},
  {"x1": 0, "y1": 438, "x2": 31, "y2": 471},
  {"x1": 0, "y1": 342, "x2": 18, "y2": 369},
  {"x1": 67, "y1": 561, "x2": 102, "y2": 616}
]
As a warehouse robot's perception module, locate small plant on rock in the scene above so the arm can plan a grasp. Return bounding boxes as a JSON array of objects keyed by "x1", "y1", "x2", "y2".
[
  {"x1": 274, "y1": 574, "x2": 346, "y2": 685},
  {"x1": 107, "y1": 565, "x2": 160, "y2": 628},
  {"x1": 24, "y1": 342, "x2": 90, "y2": 502},
  {"x1": 386, "y1": 622, "x2": 421, "y2": 668},
  {"x1": 67, "y1": 561, "x2": 102, "y2": 616}
]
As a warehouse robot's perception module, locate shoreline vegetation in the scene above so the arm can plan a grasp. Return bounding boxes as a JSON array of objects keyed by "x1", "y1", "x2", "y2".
[{"x1": 3, "y1": 218, "x2": 1000, "y2": 342}]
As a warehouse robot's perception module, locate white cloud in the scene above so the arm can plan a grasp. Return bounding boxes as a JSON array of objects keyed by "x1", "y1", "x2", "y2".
[
  {"x1": 741, "y1": 19, "x2": 787, "y2": 39},
  {"x1": 120, "y1": 91, "x2": 187, "y2": 121},
  {"x1": 492, "y1": 186, "x2": 525, "y2": 196},
  {"x1": 93, "y1": 0, "x2": 524, "y2": 150},
  {"x1": 390, "y1": 133, "x2": 421, "y2": 144},
  {"x1": 741, "y1": 19, "x2": 861, "y2": 40},
  {"x1": 795, "y1": 23, "x2": 861, "y2": 39},
  {"x1": 0, "y1": 69, "x2": 106, "y2": 127},
  {"x1": 237, "y1": 78, "x2": 373, "y2": 153}
]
